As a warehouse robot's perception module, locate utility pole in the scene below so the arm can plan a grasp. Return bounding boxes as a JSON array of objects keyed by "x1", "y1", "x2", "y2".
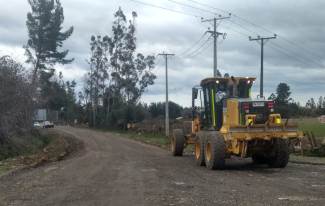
[
  {"x1": 249, "y1": 34, "x2": 277, "y2": 98},
  {"x1": 158, "y1": 52, "x2": 175, "y2": 137},
  {"x1": 202, "y1": 14, "x2": 231, "y2": 77}
]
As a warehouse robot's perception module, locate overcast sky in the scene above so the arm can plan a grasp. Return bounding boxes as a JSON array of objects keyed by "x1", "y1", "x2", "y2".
[{"x1": 0, "y1": 0, "x2": 324, "y2": 106}]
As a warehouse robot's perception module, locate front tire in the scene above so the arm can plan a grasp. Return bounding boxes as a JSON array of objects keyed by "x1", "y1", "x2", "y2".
[
  {"x1": 204, "y1": 132, "x2": 226, "y2": 170},
  {"x1": 268, "y1": 139, "x2": 289, "y2": 168},
  {"x1": 194, "y1": 135, "x2": 205, "y2": 166},
  {"x1": 171, "y1": 129, "x2": 185, "y2": 156}
]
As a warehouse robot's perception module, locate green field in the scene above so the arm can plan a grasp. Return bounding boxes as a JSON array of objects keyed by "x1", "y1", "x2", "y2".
[{"x1": 295, "y1": 118, "x2": 325, "y2": 139}]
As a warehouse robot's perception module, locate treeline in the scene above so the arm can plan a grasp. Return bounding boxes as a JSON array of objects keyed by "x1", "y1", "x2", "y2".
[{"x1": 268, "y1": 83, "x2": 325, "y2": 118}]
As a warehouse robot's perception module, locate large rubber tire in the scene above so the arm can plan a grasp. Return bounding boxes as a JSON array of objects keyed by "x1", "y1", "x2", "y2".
[
  {"x1": 267, "y1": 139, "x2": 289, "y2": 168},
  {"x1": 171, "y1": 129, "x2": 185, "y2": 156},
  {"x1": 194, "y1": 135, "x2": 205, "y2": 166},
  {"x1": 252, "y1": 154, "x2": 268, "y2": 164},
  {"x1": 204, "y1": 132, "x2": 226, "y2": 170}
]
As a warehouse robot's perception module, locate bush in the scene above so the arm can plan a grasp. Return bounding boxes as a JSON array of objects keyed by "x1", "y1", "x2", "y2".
[{"x1": 0, "y1": 56, "x2": 34, "y2": 142}]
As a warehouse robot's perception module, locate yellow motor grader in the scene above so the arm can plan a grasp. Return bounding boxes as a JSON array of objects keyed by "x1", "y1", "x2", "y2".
[{"x1": 171, "y1": 76, "x2": 303, "y2": 170}]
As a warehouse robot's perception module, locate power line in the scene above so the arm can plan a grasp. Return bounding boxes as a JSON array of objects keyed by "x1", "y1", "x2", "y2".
[
  {"x1": 223, "y1": 20, "x2": 324, "y2": 68},
  {"x1": 129, "y1": 0, "x2": 202, "y2": 18},
  {"x1": 178, "y1": 32, "x2": 208, "y2": 57},
  {"x1": 223, "y1": 21, "x2": 323, "y2": 68},
  {"x1": 131, "y1": 0, "x2": 324, "y2": 69},
  {"x1": 269, "y1": 41, "x2": 324, "y2": 68},
  {"x1": 267, "y1": 43, "x2": 316, "y2": 68},
  {"x1": 182, "y1": 36, "x2": 212, "y2": 58},
  {"x1": 187, "y1": 37, "x2": 212, "y2": 58},
  {"x1": 184, "y1": 0, "x2": 229, "y2": 15},
  {"x1": 166, "y1": 0, "x2": 219, "y2": 16},
  {"x1": 183, "y1": 0, "x2": 324, "y2": 67}
]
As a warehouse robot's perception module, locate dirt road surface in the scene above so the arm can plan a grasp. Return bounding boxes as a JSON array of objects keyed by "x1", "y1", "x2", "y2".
[{"x1": 0, "y1": 127, "x2": 325, "y2": 206}]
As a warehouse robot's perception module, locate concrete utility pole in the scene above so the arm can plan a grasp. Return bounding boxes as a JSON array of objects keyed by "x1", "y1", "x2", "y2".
[
  {"x1": 249, "y1": 34, "x2": 277, "y2": 98},
  {"x1": 158, "y1": 52, "x2": 175, "y2": 137},
  {"x1": 202, "y1": 14, "x2": 231, "y2": 77}
]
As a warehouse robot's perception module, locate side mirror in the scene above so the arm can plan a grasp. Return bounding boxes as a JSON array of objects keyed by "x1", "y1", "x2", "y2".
[{"x1": 192, "y1": 88, "x2": 198, "y2": 100}]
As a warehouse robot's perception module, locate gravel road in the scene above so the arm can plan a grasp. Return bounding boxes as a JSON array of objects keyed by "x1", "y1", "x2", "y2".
[{"x1": 0, "y1": 126, "x2": 324, "y2": 206}]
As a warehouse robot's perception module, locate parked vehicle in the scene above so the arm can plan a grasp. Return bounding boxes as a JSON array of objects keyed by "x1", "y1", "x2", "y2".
[
  {"x1": 33, "y1": 121, "x2": 42, "y2": 128},
  {"x1": 43, "y1": 121, "x2": 54, "y2": 128}
]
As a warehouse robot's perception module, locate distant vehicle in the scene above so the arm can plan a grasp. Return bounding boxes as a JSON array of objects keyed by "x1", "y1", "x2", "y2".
[
  {"x1": 33, "y1": 121, "x2": 42, "y2": 128},
  {"x1": 43, "y1": 121, "x2": 54, "y2": 128}
]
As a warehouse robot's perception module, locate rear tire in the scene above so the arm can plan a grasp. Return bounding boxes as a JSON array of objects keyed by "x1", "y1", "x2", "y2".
[
  {"x1": 252, "y1": 154, "x2": 268, "y2": 164},
  {"x1": 171, "y1": 129, "x2": 185, "y2": 156},
  {"x1": 194, "y1": 135, "x2": 205, "y2": 166},
  {"x1": 204, "y1": 132, "x2": 226, "y2": 170},
  {"x1": 268, "y1": 139, "x2": 289, "y2": 168}
]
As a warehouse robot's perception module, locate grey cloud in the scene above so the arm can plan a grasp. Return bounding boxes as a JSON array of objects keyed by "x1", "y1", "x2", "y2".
[{"x1": 0, "y1": 0, "x2": 324, "y2": 106}]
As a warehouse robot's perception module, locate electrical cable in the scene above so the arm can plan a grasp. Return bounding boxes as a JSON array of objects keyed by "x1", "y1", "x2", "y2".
[
  {"x1": 182, "y1": 36, "x2": 212, "y2": 58},
  {"x1": 178, "y1": 32, "x2": 207, "y2": 57},
  {"x1": 129, "y1": 0, "x2": 203, "y2": 19}
]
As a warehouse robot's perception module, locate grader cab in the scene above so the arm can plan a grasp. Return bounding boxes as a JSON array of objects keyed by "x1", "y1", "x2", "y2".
[{"x1": 171, "y1": 76, "x2": 303, "y2": 170}]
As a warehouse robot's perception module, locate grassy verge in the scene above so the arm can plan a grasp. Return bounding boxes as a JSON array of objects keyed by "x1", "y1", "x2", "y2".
[
  {"x1": 290, "y1": 154, "x2": 325, "y2": 165},
  {"x1": 295, "y1": 118, "x2": 325, "y2": 138},
  {"x1": 118, "y1": 131, "x2": 170, "y2": 149},
  {"x1": 0, "y1": 129, "x2": 82, "y2": 176},
  {"x1": 0, "y1": 130, "x2": 51, "y2": 161}
]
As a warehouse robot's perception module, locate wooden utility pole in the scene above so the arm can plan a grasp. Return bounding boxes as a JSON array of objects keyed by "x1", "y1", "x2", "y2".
[
  {"x1": 249, "y1": 34, "x2": 277, "y2": 98},
  {"x1": 158, "y1": 52, "x2": 175, "y2": 137},
  {"x1": 202, "y1": 14, "x2": 231, "y2": 77}
]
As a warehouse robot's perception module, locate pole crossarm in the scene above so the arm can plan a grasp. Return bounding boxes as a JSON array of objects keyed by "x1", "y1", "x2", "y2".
[{"x1": 201, "y1": 14, "x2": 231, "y2": 23}]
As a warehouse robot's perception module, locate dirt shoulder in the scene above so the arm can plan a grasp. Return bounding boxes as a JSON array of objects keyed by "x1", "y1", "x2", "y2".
[{"x1": 0, "y1": 128, "x2": 83, "y2": 177}]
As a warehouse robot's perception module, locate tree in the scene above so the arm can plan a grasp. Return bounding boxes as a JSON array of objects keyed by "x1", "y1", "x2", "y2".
[
  {"x1": 275, "y1": 83, "x2": 292, "y2": 105},
  {"x1": 86, "y1": 35, "x2": 110, "y2": 126},
  {"x1": 0, "y1": 56, "x2": 34, "y2": 141},
  {"x1": 25, "y1": 0, "x2": 74, "y2": 83},
  {"x1": 82, "y1": 8, "x2": 157, "y2": 128},
  {"x1": 108, "y1": 8, "x2": 156, "y2": 104},
  {"x1": 274, "y1": 83, "x2": 292, "y2": 118},
  {"x1": 148, "y1": 101, "x2": 183, "y2": 119}
]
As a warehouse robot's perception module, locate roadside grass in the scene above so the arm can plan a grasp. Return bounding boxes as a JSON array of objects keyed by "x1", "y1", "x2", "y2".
[
  {"x1": 121, "y1": 131, "x2": 170, "y2": 149},
  {"x1": 0, "y1": 130, "x2": 52, "y2": 175},
  {"x1": 295, "y1": 118, "x2": 325, "y2": 139},
  {"x1": 0, "y1": 130, "x2": 51, "y2": 161},
  {"x1": 0, "y1": 129, "x2": 81, "y2": 175},
  {"x1": 91, "y1": 126, "x2": 171, "y2": 149}
]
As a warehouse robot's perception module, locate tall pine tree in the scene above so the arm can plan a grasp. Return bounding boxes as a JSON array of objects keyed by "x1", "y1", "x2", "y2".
[{"x1": 25, "y1": 0, "x2": 74, "y2": 83}]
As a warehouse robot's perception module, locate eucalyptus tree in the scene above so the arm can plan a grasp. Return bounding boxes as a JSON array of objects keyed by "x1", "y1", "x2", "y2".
[
  {"x1": 87, "y1": 35, "x2": 110, "y2": 126},
  {"x1": 109, "y1": 8, "x2": 156, "y2": 104}
]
